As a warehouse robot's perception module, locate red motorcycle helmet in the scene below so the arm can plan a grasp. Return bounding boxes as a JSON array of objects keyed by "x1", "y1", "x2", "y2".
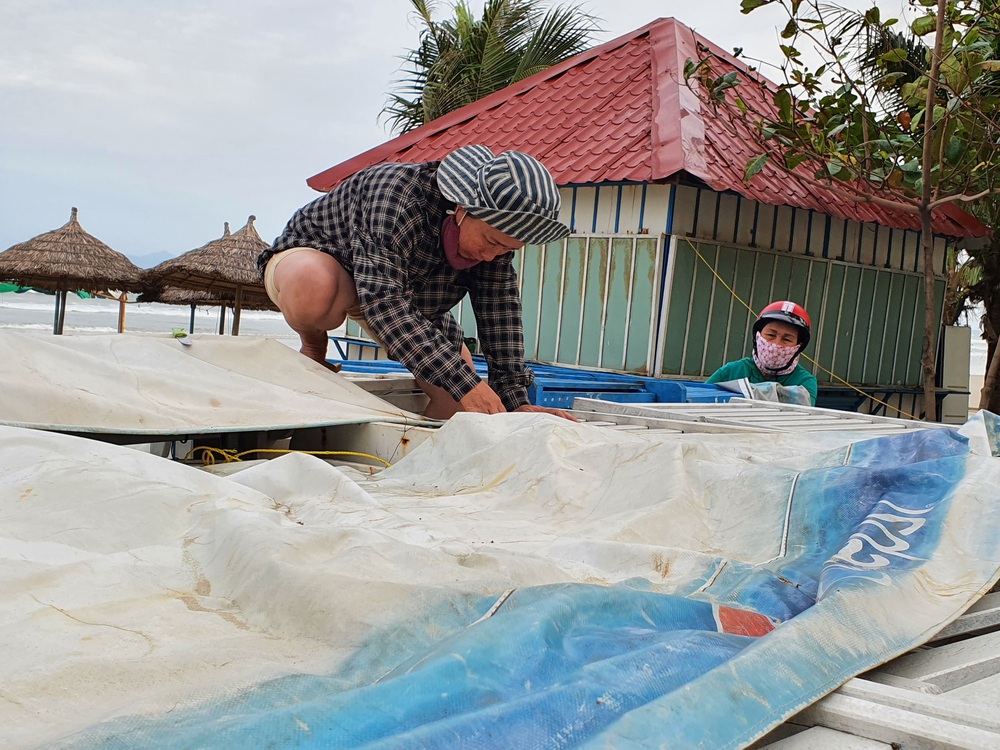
[{"x1": 752, "y1": 301, "x2": 812, "y2": 349}]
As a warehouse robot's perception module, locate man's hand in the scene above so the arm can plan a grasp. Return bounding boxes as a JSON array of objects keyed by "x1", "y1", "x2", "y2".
[
  {"x1": 513, "y1": 404, "x2": 579, "y2": 422},
  {"x1": 458, "y1": 381, "x2": 506, "y2": 414}
]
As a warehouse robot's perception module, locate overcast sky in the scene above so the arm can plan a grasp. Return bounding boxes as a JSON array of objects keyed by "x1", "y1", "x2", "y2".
[{"x1": 1, "y1": 0, "x2": 886, "y2": 263}]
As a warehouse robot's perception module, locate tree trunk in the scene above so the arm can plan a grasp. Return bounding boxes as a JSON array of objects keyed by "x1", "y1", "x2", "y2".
[
  {"x1": 982, "y1": 325, "x2": 1000, "y2": 413},
  {"x1": 920, "y1": 206, "x2": 938, "y2": 422},
  {"x1": 981, "y1": 337, "x2": 1000, "y2": 413},
  {"x1": 918, "y1": 0, "x2": 947, "y2": 423}
]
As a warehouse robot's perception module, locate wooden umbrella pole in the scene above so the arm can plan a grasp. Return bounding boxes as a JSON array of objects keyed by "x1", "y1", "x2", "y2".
[
  {"x1": 232, "y1": 285, "x2": 243, "y2": 336},
  {"x1": 218, "y1": 305, "x2": 227, "y2": 335},
  {"x1": 117, "y1": 292, "x2": 127, "y2": 333}
]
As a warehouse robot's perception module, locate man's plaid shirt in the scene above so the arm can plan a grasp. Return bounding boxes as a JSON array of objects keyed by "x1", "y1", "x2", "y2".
[{"x1": 258, "y1": 161, "x2": 533, "y2": 411}]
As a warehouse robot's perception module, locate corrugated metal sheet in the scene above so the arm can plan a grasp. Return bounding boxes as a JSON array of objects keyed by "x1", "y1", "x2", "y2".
[{"x1": 306, "y1": 18, "x2": 988, "y2": 240}]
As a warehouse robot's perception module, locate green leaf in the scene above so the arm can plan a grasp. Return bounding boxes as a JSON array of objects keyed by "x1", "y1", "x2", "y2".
[
  {"x1": 864, "y1": 7, "x2": 880, "y2": 25},
  {"x1": 911, "y1": 15, "x2": 936, "y2": 37},
  {"x1": 945, "y1": 137, "x2": 963, "y2": 164},
  {"x1": 740, "y1": 0, "x2": 773, "y2": 13},
  {"x1": 980, "y1": 60, "x2": 1000, "y2": 73},
  {"x1": 744, "y1": 153, "x2": 769, "y2": 181},
  {"x1": 785, "y1": 153, "x2": 807, "y2": 171},
  {"x1": 781, "y1": 19, "x2": 798, "y2": 39},
  {"x1": 880, "y1": 48, "x2": 909, "y2": 64},
  {"x1": 774, "y1": 88, "x2": 793, "y2": 123},
  {"x1": 735, "y1": 96, "x2": 748, "y2": 115},
  {"x1": 900, "y1": 82, "x2": 926, "y2": 108}
]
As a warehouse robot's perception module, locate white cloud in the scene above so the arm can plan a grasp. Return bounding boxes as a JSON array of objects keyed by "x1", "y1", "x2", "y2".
[{"x1": 0, "y1": 0, "x2": 894, "y2": 260}]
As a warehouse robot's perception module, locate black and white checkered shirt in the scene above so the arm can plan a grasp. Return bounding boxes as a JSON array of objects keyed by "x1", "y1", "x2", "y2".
[{"x1": 259, "y1": 161, "x2": 533, "y2": 410}]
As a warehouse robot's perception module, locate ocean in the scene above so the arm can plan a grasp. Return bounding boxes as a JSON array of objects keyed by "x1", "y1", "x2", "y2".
[
  {"x1": 0, "y1": 290, "x2": 304, "y2": 347},
  {"x1": 0, "y1": 289, "x2": 990, "y2": 376}
]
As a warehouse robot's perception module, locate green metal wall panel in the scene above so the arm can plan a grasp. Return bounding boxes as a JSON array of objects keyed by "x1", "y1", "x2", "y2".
[
  {"x1": 815, "y1": 263, "x2": 845, "y2": 384},
  {"x1": 600, "y1": 239, "x2": 633, "y2": 368},
  {"x1": 905, "y1": 278, "x2": 928, "y2": 384},
  {"x1": 517, "y1": 244, "x2": 543, "y2": 359},
  {"x1": 663, "y1": 239, "x2": 944, "y2": 388},
  {"x1": 833, "y1": 265, "x2": 861, "y2": 380},
  {"x1": 579, "y1": 238, "x2": 610, "y2": 368},
  {"x1": 703, "y1": 245, "x2": 738, "y2": 375},
  {"x1": 895, "y1": 274, "x2": 920, "y2": 383},
  {"x1": 863, "y1": 270, "x2": 891, "y2": 385},
  {"x1": 788, "y1": 257, "x2": 811, "y2": 302},
  {"x1": 537, "y1": 243, "x2": 565, "y2": 362},
  {"x1": 624, "y1": 238, "x2": 659, "y2": 372},
  {"x1": 847, "y1": 268, "x2": 876, "y2": 383},
  {"x1": 556, "y1": 238, "x2": 585, "y2": 363},
  {"x1": 513, "y1": 235, "x2": 662, "y2": 373},
  {"x1": 725, "y1": 250, "x2": 757, "y2": 364},
  {"x1": 681, "y1": 245, "x2": 717, "y2": 376},
  {"x1": 882, "y1": 273, "x2": 906, "y2": 384},
  {"x1": 662, "y1": 238, "x2": 697, "y2": 376}
]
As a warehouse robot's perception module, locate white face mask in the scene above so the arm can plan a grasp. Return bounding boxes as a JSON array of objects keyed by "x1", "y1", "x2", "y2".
[{"x1": 753, "y1": 332, "x2": 799, "y2": 376}]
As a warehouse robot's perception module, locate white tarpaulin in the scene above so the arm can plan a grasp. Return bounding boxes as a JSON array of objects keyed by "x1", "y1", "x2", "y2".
[
  {"x1": 0, "y1": 331, "x2": 421, "y2": 433},
  {"x1": 2, "y1": 411, "x2": 999, "y2": 748}
]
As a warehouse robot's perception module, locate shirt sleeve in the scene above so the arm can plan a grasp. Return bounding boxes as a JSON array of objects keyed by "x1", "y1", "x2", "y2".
[
  {"x1": 802, "y1": 371, "x2": 818, "y2": 406},
  {"x1": 467, "y1": 256, "x2": 533, "y2": 411},
  {"x1": 351, "y1": 175, "x2": 481, "y2": 402},
  {"x1": 705, "y1": 361, "x2": 740, "y2": 384}
]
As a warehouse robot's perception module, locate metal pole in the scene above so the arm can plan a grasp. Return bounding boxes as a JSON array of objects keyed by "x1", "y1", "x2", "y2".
[
  {"x1": 52, "y1": 291, "x2": 61, "y2": 334},
  {"x1": 55, "y1": 290, "x2": 68, "y2": 335},
  {"x1": 189, "y1": 304, "x2": 196, "y2": 334},
  {"x1": 218, "y1": 305, "x2": 227, "y2": 335}
]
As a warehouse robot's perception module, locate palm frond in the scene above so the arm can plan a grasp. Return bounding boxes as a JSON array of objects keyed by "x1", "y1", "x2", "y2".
[{"x1": 382, "y1": 0, "x2": 602, "y2": 134}]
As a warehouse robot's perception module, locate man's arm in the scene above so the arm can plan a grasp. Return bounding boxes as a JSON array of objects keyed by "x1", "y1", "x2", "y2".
[
  {"x1": 350, "y1": 171, "x2": 482, "y2": 403},
  {"x1": 467, "y1": 256, "x2": 533, "y2": 411}
]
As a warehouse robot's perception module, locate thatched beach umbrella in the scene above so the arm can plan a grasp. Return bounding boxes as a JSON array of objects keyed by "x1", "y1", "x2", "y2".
[
  {"x1": 0, "y1": 207, "x2": 145, "y2": 333},
  {"x1": 143, "y1": 216, "x2": 270, "y2": 335},
  {"x1": 137, "y1": 282, "x2": 277, "y2": 334}
]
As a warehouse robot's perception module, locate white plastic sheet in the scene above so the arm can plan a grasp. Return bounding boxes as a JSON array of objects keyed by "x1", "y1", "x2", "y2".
[
  {"x1": 3, "y1": 412, "x2": 999, "y2": 748},
  {"x1": 0, "y1": 331, "x2": 421, "y2": 433}
]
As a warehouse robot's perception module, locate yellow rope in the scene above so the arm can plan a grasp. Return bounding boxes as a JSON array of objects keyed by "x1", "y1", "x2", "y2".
[
  {"x1": 688, "y1": 241, "x2": 919, "y2": 420},
  {"x1": 182, "y1": 446, "x2": 392, "y2": 468}
]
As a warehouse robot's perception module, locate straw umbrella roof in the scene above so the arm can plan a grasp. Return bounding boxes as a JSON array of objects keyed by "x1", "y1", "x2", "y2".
[
  {"x1": 137, "y1": 284, "x2": 277, "y2": 311},
  {"x1": 0, "y1": 207, "x2": 145, "y2": 292},
  {"x1": 143, "y1": 215, "x2": 269, "y2": 296}
]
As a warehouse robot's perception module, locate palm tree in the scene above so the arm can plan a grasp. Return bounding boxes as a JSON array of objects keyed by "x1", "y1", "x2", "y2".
[{"x1": 383, "y1": 0, "x2": 601, "y2": 134}]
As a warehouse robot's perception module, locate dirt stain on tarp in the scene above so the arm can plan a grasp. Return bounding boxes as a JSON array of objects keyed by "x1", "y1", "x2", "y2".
[
  {"x1": 19, "y1": 488, "x2": 33, "y2": 501},
  {"x1": 652, "y1": 553, "x2": 671, "y2": 579},
  {"x1": 181, "y1": 539, "x2": 250, "y2": 631}
]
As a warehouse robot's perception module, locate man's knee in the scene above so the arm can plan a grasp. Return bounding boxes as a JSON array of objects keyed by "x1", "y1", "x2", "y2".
[{"x1": 274, "y1": 251, "x2": 356, "y2": 332}]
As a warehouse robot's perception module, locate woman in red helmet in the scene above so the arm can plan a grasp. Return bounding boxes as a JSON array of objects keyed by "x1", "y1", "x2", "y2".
[{"x1": 705, "y1": 301, "x2": 818, "y2": 405}]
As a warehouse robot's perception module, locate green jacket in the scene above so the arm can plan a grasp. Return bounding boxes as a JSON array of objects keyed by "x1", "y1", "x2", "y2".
[{"x1": 706, "y1": 357, "x2": 818, "y2": 406}]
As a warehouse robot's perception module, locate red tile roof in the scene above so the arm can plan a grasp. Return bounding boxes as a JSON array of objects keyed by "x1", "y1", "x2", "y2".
[{"x1": 308, "y1": 18, "x2": 987, "y2": 239}]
